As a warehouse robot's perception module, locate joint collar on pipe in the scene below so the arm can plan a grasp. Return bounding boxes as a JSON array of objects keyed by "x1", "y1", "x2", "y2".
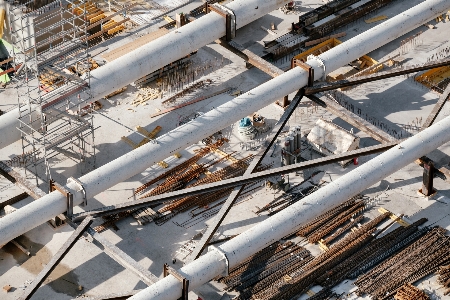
[
  {"x1": 67, "y1": 177, "x2": 87, "y2": 206},
  {"x1": 207, "y1": 246, "x2": 229, "y2": 276},
  {"x1": 210, "y1": 3, "x2": 236, "y2": 39},
  {"x1": 307, "y1": 55, "x2": 326, "y2": 81}
]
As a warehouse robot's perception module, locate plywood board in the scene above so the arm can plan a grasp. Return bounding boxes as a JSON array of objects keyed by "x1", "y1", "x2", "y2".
[{"x1": 102, "y1": 28, "x2": 169, "y2": 62}]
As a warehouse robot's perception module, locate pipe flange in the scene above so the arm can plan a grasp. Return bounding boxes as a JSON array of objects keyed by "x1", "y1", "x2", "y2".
[
  {"x1": 210, "y1": 3, "x2": 236, "y2": 39},
  {"x1": 307, "y1": 55, "x2": 326, "y2": 81},
  {"x1": 67, "y1": 177, "x2": 87, "y2": 206},
  {"x1": 208, "y1": 246, "x2": 229, "y2": 276}
]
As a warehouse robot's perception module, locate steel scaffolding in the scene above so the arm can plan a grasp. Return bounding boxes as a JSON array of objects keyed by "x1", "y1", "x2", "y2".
[{"x1": 7, "y1": 0, "x2": 96, "y2": 185}]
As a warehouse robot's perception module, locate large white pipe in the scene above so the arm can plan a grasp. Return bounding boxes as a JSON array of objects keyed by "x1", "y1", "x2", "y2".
[
  {"x1": 0, "y1": 0, "x2": 291, "y2": 150},
  {"x1": 127, "y1": 0, "x2": 450, "y2": 299},
  {"x1": 0, "y1": 0, "x2": 447, "y2": 253},
  {"x1": 130, "y1": 102, "x2": 450, "y2": 300}
]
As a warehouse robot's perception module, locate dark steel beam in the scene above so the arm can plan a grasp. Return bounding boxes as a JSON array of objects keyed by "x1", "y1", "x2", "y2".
[
  {"x1": 421, "y1": 83, "x2": 450, "y2": 129},
  {"x1": 86, "y1": 228, "x2": 159, "y2": 285},
  {"x1": 0, "y1": 161, "x2": 47, "y2": 199},
  {"x1": 306, "y1": 94, "x2": 395, "y2": 143},
  {"x1": 17, "y1": 217, "x2": 93, "y2": 300},
  {"x1": 304, "y1": 59, "x2": 450, "y2": 95},
  {"x1": 185, "y1": 89, "x2": 305, "y2": 263},
  {"x1": 72, "y1": 141, "x2": 398, "y2": 222}
]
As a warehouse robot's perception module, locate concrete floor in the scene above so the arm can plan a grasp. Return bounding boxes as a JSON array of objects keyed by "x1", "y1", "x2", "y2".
[{"x1": 1, "y1": 0, "x2": 450, "y2": 299}]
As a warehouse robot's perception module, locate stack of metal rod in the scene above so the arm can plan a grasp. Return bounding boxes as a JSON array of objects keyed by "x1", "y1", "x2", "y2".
[
  {"x1": 216, "y1": 241, "x2": 313, "y2": 300},
  {"x1": 316, "y1": 218, "x2": 429, "y2": 286},
  {"x1": 437, "y1": 264, "x2": 450, "y2": 296},
  {"x1": 154, "y1": 155, "x2": 274, "y2": 225},
  {"x1": 394, "y1": 283, "x2": 429, "y2": 300},
  {"x1": 295, "y1": 197, "x2": 365, "y2": 244},
  {"x1": 223, "y1": 213, "x2": 390, "y2": 300},
  {"x1": 94, "y1": 139, "x2": 228, "y2": 232},
  {"x1": 354, "y1": 227, "x2": 450, "y2": 300}
]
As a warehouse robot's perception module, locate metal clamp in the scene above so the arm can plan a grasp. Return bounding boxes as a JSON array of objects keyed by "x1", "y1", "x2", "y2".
[
  {"x1": 49, "y1": 179, "x2": 73, "y2": 219},
  {"x1": 208, "y1": 3, "x2": 236, "y2": 41},
  {"x1": 67, "y1": 177, "x2": 87, "y2": 207},
  {"x1": 163, "y1": 264, "x2": 189, "y2": 300},
  {"x1": 307, "y1": 55, "x2": 326, "y2": 81},
  {"x1": 208, "y1": 245, "x2": 230, "y2": 276}
]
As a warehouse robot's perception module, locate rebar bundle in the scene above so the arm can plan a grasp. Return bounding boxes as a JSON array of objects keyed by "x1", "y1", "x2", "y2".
[
  {"x1": 135, "y1": 138, "x2": 228, "y2": 197},
  {"x1": 355, "y1": 227, "x2": 450, "y2": 299},
  {"x1": 316, "y1": 218, "x2": 428, "y2": 286},
  {"x1": 394, "y1": 283, "x2": 429, "y2": 300}
]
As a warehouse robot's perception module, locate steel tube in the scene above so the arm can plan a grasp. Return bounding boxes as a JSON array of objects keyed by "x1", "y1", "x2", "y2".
[{"x1": 0, "y1": 0, "x2": 291, "y2": 149}]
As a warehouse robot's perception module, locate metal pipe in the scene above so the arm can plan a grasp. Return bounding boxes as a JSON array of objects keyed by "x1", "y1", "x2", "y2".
[
  {"x1": 0, "y1": 0, "x2": 447, "y2": 254},
  {"x1": 0, "y1": 0, "x2": 291, "y2": 150}
]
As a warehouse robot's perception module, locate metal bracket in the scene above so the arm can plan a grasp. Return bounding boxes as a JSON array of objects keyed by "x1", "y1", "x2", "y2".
[
  {"x1": 208, "y1": 245, "x2": 229, "y2": 276},
  {"x1": 163, "y1": 264, "x2": 189, "y2": 300},
  {"x1": 67, "y1": 177, "x2": 87, "y2": 207},
  {"x1": 208, "y1": 3, "x2": 236, "y2": 41},
  {"x1": 49, "y1": 179, "x2": 73, "y2": 219},
  {"x1": 292, "y1": 59, "x2": 315, "y2": 87},
  {"x1": 307, "y1": 55, "x2": 326, "y2": 81}
]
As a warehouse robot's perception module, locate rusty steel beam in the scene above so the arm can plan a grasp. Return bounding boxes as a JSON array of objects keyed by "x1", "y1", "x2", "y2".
[
  {"x1": 215, "y1": 39, "x2": 284, "y2": 78},
  {"x1": 17, "y1": 217, "x2": 93, "y2": 300},
  {"x1": 186, "y1": 90, "x2": 305, "y2": 263},
  {"x1": 0, "y1": 161, "x2": 47, "y2": 200},
  {"x1": 71, "y1": 141, "x2": 398, "y2": 222},
  {"x1": 421, "y1": 83, "x2": 450, "y2": 129},
  {"x1": 304, "y1": 58, "x2": 450, "y2": 95},
  {"x1": 306, "y1": 94, "x2": 395, "y2": 143}
]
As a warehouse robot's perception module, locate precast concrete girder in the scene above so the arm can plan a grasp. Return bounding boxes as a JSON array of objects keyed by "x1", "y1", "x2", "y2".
[
  {"x1": 0, "y1": 0, "x2": 291, "y2": 150},
  {"x1": 0, "y1": 0, "x2": 449, "y2": 260}
]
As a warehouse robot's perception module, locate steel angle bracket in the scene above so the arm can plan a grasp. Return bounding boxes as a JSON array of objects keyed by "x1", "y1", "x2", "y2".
[
  {"x1": 307, "y1": 55, "x2": 326, "y2": 81},
  {"x1": 208, "y1": 245, "x2": 230, "y2": 276},
  {"x1": 208, "y1": 3, "x2": 236, "y2": 41},
  {"x1": 49, "y1": 179, "x2": 74, "y2": 219},
  {"x1": 292, "y1": 59, "x2": 315, "y2": 87}
]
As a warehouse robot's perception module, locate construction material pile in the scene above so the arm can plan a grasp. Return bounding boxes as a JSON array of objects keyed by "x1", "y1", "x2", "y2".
[
  {"x1": 217, "y1": 195, "x2": 450, "y2": 300},
  {"x1": 437, "y1": 264, "x2": 450, "y2": 296},
  {"x1": 394, "y1": 283, "x2": 429, "y2": 300},
  {"x1": 355, "y1": 227, "x2": 450, "y2": 299},
  {"x1": 132, "y1": 87, "x2": 162, "y2": 106},
  {"x1": 296, "y1": 196, "x2": 367, "y2": 245},
  {"x1": 218, "y1": 241, "x2": 314, "y2": 300},
  {"x1": 154, "y1": 155, "x2": 272, "y2": 225},
  {"x1": 219, "y1": 209, "x2": 391, "y2": 300}
]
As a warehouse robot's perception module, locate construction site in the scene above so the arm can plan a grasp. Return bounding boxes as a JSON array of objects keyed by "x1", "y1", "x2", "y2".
[{"x1": 1, "y1": 0, "x2": 450, "y2": 299}]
